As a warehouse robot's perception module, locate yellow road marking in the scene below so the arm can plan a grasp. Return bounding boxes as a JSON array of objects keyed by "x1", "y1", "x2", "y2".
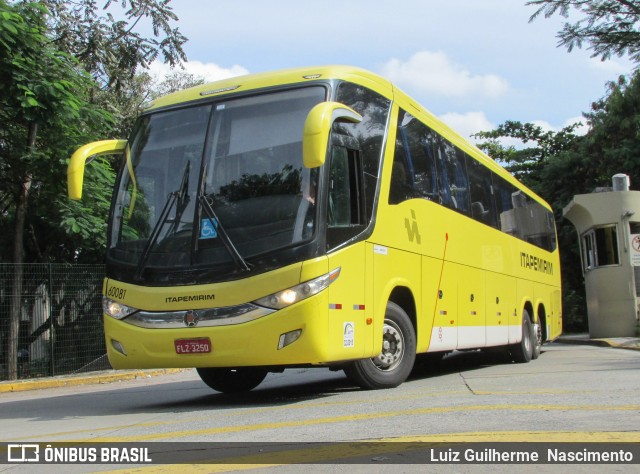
[
  {"x1": 59, "y1": 403, "x2": 640, "y2": 443},
  {"x1": 0, "y1": 388, "x2": 581, "y2": 442}
]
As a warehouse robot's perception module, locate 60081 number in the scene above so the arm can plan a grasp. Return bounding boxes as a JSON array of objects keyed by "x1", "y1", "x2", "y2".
[{"x1": 106, "y1": 286, "x2": 127, "y2": 300}]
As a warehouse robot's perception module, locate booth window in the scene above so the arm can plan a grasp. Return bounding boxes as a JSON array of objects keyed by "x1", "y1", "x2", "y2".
[{"x1": 582, "y1": 225, "x2": 619, "y2": 270}]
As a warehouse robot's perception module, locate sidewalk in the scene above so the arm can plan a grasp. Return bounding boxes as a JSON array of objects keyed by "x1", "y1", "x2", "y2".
[
  {"x1": 1, "y1": 335, "x2": 639, "y2": 393},
  {"x1": 556, "y1": 333, "x2": 640, "y2": 350}
]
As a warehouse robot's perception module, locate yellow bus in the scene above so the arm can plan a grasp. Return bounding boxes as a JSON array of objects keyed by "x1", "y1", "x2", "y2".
[{"x1": 68, "y1": 66, "x2": 562, "y2": 392}]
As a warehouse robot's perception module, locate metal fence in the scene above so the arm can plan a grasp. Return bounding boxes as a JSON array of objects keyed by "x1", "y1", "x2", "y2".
[{"x1": 0, "y1": 264, "x2": 107, "y2": 381}]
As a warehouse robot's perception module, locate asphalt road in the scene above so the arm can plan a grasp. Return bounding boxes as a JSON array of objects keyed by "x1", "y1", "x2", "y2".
[{"x1": 1, "y1": 341, "x2": 639, "y2": 472}]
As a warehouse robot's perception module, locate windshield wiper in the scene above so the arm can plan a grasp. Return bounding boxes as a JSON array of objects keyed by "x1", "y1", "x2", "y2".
[
  {"x1": 197, "y1": 165, "x2": 251, "y2": 272},
  {"x1": 135, "y1": 161, "x2": 191, "y2": 280}
]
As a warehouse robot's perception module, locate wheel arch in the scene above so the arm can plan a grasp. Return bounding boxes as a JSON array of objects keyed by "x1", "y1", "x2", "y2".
[
  {"x1": 523, "y1": 300, "x2": 534, "y2": 323},
  {"x1": 388, "y1": 286, "x2": 417, "y2": 341},
  {"x1": 536, "y1": 301, "x2": 548, "y2": 343}
]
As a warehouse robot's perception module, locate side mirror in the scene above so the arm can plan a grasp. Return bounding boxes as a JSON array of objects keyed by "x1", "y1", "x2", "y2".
[
  {"x1": 302, "y1": 102, "x2": 362, "y2": 168},
  {"x1": 67, "y1": 140, "x2": 127, "y2": 199}
]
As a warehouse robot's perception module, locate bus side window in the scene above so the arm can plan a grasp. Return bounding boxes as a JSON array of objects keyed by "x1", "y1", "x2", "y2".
[
  {"x1": 493, "y1": 175, "x2": 516, "y2": 235},
  {"x1": 389, "y1": 126, "x2": 413, "y2": 205},
  {"x1": 389, "y1": 109, "x2": 439, "y2": 205},
  {"x1": 467, "y1": 155, "x2": 497, "y2": 227},
  {"x1": 436, "y1": 138, "x2": 470, "y2": 215}
]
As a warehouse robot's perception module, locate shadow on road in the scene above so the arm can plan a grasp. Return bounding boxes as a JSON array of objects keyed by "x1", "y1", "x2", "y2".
[{"x1": 0, "y1": 347, "x2": 544, "y2": 422}]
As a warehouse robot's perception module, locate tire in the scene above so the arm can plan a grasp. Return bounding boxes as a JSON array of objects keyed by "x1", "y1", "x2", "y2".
[
  {"x1": 532, "y1": 320, "x2": 542, "y2": 360},
  {"x1": 510, "y1": 310, "x2": 534, "y2": 363},
  {"x1": 344, "y1": 302, "x2": 416, "y2": 389},
  {"x1": 196, "y1": 367, "x2": 268, "y2": 393}
]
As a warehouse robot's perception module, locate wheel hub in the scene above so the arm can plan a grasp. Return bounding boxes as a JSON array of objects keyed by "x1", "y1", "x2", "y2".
[{"x1": 373, "y1": 320, "x2": 404, "y2": 371}]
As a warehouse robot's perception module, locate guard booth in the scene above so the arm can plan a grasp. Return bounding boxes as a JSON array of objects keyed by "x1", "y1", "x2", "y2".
[{"x1": 563, "y1": 174, "x2": 640, "y2": 337}]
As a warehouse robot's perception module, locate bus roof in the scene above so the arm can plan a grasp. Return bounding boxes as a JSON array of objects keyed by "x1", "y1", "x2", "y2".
[{"x1": 147, "y1": 65, "x2": 393, "y2": 111}]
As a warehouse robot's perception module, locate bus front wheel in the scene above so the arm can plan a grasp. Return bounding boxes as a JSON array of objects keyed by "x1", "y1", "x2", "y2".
[
  {"x1": 344, "y1": 302, "x2": 416, "y2": 389},
  {"x1": 510, "y1": 310, "x2": 535, "y2": 363},
  {"x1": 197, "y1": 367, "x2": 268, "y2": 393}
]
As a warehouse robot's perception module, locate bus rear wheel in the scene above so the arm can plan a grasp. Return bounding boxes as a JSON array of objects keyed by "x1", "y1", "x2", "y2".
[
  {"x1": 196, "y1": 367, "x2": 268, "y2": 393},
  {"x1": 532, "y1": 320, "x2": 542, "y2": 360},
  {"x1": 344, "y1": 302, "x2": 416, "y2": 389},
  {"x1": 510, "y1": 310, "x2": 535, "y2": 363}
]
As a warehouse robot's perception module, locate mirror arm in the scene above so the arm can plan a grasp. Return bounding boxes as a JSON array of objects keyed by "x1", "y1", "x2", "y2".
[
  {"x1": 67, "y1": 140, "x2": 127, "y2": 199},
  {"x1": 303, "y1": 102, "x2": 362, "y2": 168}
]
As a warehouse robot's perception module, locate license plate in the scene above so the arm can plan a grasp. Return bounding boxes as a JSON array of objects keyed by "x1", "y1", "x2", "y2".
[{"x1": 175, "y1": 338, "x2": 211, "y2": 354}]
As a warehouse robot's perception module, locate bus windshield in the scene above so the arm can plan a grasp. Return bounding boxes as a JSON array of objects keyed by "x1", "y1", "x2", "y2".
[{"x1": 109, "y1": 87, "x2": 325, "y2": 282}]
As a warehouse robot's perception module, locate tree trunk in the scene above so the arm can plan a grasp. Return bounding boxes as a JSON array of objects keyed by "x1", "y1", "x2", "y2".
[{"x1": 7, "y1": 122, "x2": 37, "y2": 380}]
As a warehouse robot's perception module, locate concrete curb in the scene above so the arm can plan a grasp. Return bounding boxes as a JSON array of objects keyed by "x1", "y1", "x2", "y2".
[
  {"x1": 556, "y1": 335, "x2": 640, "y2": 351},
  {"x1": 0, "y1": 368, "x2": 184, "y2": 393}
]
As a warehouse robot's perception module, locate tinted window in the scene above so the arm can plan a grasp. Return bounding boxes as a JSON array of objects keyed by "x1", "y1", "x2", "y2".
[
  {"x1": 467, "y1": 156, "x2": 497, "y2": 227},
  {"x1": 436, "y1": 138, "x2": 470, "y2": 215},
  {"x1": 390, "y1": 110, "x2": 438, "y2": 204}
]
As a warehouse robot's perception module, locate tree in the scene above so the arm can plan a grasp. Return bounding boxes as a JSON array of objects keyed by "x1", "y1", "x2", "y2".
[
  {"x1": 1, "y1": 0, "x2": 190, "y2": 379},
  {"x1": 43, "y1": 0, "x2": 187, "y2": 91},
  {"x1": 527, "y1": 0, "x2": 640, "y2": 63},
  {"x1": 0, "y1": 0, "x2": 113, "y2": 379},
  {"x1": 151, "y1": 70, "x2": 206, "y2": 98},
  {"x1": 473, "y1": 120, "x2": 582, "y2": 189},
  {"x1": 42, "y1": 0, "x2": 187, "y2": 138},
  {"x1": 1, "y1": 0, "x2": 189, "y2": 265},
  {"x1": 579, "y1": 73, "x2": 640, "y2": 186}
]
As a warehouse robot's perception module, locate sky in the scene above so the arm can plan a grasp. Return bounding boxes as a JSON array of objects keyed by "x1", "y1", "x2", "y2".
[{"x1": 147, "y1": 0, "x2": 634, "y2": 143}]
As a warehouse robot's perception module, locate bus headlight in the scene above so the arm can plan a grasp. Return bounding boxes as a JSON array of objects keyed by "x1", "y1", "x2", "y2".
[
  {"x1": 103, "y1": 297, "x2": 138, "y2": 320},
  {"x1": 253, "y1": 267, "x2": 341, "y2": 310}
]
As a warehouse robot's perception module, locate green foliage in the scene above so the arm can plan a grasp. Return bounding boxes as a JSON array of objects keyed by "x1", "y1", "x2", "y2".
[
  {"x1": 41, "y1": 0, "x2": 187, "y2": 138},
  {"x1": 474, "y1": 120, "x2": 582, "y2": 191},
  {"x1": 582, "y1": 74, "x2": 640, "y2": 185},
  {"x1": 528, "y1": 0, "x2": 640, "y2": 63},
  {"x1": 0, "y1": 0, "x2": 114, "y2": 262},
  {"x1": 0, "y1": 2, "x2": 93, "y2": 126},
  {"x1": 0, "y1": 0, "x2": 188, "y2": 263},
  {"x1": 150, "y1": 70, "x2": 206, "y2": 98},
  {"x1": 43, "y1": 0, "x2": 186, "y2": 91}
]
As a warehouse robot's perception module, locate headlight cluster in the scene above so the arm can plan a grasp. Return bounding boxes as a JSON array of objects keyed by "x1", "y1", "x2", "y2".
[
  {"x1": 253, "y1": 267, "x2": 341, "y2": 310},
  {"x1": 103, "y1": 297, "x2": 138, "y2": 320}
]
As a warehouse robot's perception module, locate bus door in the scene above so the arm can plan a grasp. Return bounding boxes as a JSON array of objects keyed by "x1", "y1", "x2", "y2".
[{"x1": 326, "y1": 136, "x2": 369, "y2": 360}]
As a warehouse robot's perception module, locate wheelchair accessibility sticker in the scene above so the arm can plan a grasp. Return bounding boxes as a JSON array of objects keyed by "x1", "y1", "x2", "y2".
[
  {"x1": 343, "y1": 322, "x2": 355, "y2": 348},
  {"x1": 200, "y1": 218, "x2": 218, "y2": 239}
]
